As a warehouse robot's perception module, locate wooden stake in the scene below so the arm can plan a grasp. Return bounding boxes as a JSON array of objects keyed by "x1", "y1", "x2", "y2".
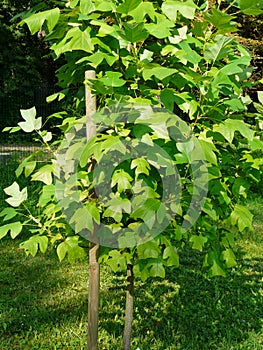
[{"x1": 85, "y1": 70, "x2": 100, "y2": 350}]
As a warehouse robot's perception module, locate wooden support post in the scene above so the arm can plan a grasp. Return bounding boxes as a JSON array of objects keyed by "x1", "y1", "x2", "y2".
[{"x1": 85, "y1": 70, "x2": 100, "y2": 350}]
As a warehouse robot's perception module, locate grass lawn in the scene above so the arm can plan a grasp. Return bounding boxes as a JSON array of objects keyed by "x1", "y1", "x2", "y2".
[{"x1": 0, "y1": 194, "x2": 262, "y2": 349}]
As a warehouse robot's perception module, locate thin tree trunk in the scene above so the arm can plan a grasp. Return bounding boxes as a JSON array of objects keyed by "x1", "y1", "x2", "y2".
[
  {"x1": 85, "y1": 70, "x2": 100, "y2": 350},
  {"x1": 123, "y1": 264, "x2": 134, "y2": 350}
]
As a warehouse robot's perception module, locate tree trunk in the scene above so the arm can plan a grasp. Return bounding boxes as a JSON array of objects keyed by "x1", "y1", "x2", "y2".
[{"x1": 123, "y1": 264, "x2": 134, "y2": 350}]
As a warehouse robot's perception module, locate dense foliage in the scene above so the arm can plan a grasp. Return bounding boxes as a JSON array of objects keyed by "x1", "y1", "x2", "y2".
[{"x1": 1, "y1": 0, "x2": 263, "y2": 281}]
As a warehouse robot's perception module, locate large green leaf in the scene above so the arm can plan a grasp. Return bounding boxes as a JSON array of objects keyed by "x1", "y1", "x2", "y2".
[
  {"x1": 221, "y1": 249, "x2": 237, "y2": 268},
  {"x1": 131, "y1": 158, "x2": 150, "y2": 176},
  {"x1": 149, "y1": 261, "x2": 165, "y2": 278},
  {"x1": 69, "y1": 207, "x2": 94, "y2": 232},
  {"x1": 204, "y1": 8, "x2": 238, "y2": 34},
  {"x1": 119, "y1": 22, "x2": 148, "y2": 43},
  {"x1": 213, "y1": 119, "x2": 254, "y2": 143},
  {"x1": 0, "y1": 208, "x2": 17, "y2": 221},
  {"x1": 22, "y1": 8, "x2": 60, "y2": 35},
  {"x1": 4, "y1": 182, "x2": 27, "y2": 207},
  {"x1": 145, "y1": 17, "x2": 174, "y2": 39},
  {"x1": 100, "y1": 72, "x2": 126, "y2": 87},
  {"x1": 18, "y1": 107, "x2": 42, "y2": 132},
  {"x1": 80, "y1": 0, "x2": 95, "y2": 14},
  {"x1": 111, "y1": 169, "x2": 133, "y2": 192},
  {"x1": 117, "y1": 0, "x2": 142, "y2": 14},
  {"x1": 238, "y1": 0, "x2": 263, "y2": 15},
  {"x1": 129, "y1": 2, "x2": 156, "y2": 21},
  {"x1": 20, "y1": 235, "x2": 48, "y2": 256},
  {"x1": 189, "y1": 234, "x2": 208, "y2": 251},
  {"x1": 32, "y1": 164, "x2": 54, "y2": 185},
  {"x1": 142, "y1": 65, "x2": 177, "y2": 81},
  {"x1": 230, "y1": 204, "x2": 253, "y2": 231},
  {"x1": 163, "y1": 246, "x2": 179, "y2": 267},
  {"x1": 57, "y1": 237, "x2": 86, "y2": 263},
  {"x1": 137, "y1": 241, "x2": 160, "y2": 259},
  {"x1": 0, "y1": 222, "x2": 23, "y2": 240},
  {"x1": 51, "y1": 27, "x2": 94, "y2": 56},
  {"x1": 204, "y1": 35, "x2": 234, "y2": 63},
  {"x1": 162, "y1": 0, "x2": 197, "y2": 21}
]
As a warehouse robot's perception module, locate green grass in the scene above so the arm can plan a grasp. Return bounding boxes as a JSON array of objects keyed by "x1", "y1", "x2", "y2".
[
  {"x1": 0, "y1": 142, "x2": 261, "y2": 349},
  {"x1": 0, "y1": 195, "x2": 262, "y2": 349}
]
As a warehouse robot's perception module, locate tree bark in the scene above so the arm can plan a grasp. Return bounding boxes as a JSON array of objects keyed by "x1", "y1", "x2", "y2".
[{"x1": 123, "y1": 264, "x2": 134, "y2": 350}]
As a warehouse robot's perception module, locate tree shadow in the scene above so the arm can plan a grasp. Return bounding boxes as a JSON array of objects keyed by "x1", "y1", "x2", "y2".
[
  {"x1": 1, "y1": 236, "x2": 262, "y2": 349},
  {"x1": 101, "y1": 249, "x2": 263, "y2": 349},
  {"x1": 0, "y1": 238, "x2": 88, "y2": 338}
]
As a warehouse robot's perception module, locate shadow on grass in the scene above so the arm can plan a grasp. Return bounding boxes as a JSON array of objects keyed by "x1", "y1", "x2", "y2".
[
  {"x1": 101, "y1": 249, "x2": 263, "y2": 349},
  {"x1": 0, "y1": 236, "x2": 262, "y2": 350},
  {"x1": 0, "y1": 237, "x2": 88, "y2": 337}
]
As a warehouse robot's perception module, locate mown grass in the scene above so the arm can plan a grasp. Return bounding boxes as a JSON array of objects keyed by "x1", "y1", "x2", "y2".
[
  {"x1": 0, "y1": 189, "x2": 262, "y2": 349},
  {"x1": 1, "y1": 126, "x2": 262, "y2": 349}
]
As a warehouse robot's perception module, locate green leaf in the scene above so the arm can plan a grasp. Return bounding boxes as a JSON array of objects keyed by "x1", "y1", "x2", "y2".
[
  {"x1": 19, "y1": 235, "x2": 49, "y2": 255},
  {"x1": 80, "y1": 52, "x2": 117, "y2": 68},
  {"x1": 57, "y1": 237, "x2": 86, "y2": 263},
  {"x1": 104, "y1": 195, "x2": 131, "y2": 222},
  {"x1": 119, "y1": 22, "x2": 148, "y2": 43},
  {"x1": 100, "y1": 72, "x2": 126, "y2": 87},
  {"x1": 142, "y1": 65, "x2": 177, "y2": 81},
  {"x1": 51, "y1": 27, "x2": 94, "y2": 56},
  {"x1": 204, "y1": 35, "x2": 234, "y2": 63},
  {"x1": 57, "y1": 241, "x2": 68, "y2": 262},
  {"x1": 198, "y1": 138, "x2": 218, "y2": 165},
  {"x1": 18, "y1": 107, "x2": 42, "y2": 132},
  {"x1": 94, "y1": 0, "x2": 116, "y2": 11},
  {"x1": 4, "y1": 182, "x2": 28, "y2": 207},
  {"x1": 0, "y1": 222, "x2": 23, "y2": 240},
  {"x1": 204, "y1": 8, "x2": 238, "y2": 34},
  {"x1": 210, "y1": 260, "x2": 226, "y2": 277},
  {"x1": 189, "y1": 234, "x2": 208, "y2": 251},
  {"x1": 177, "y1": 41, "x2": 202, "y2": 64},
  {"x1": 162, "y1": 0, "x2": 197, "y2": 21},
  {"x1": 117, "y1": 0, "x2": 142, "y2": 14},
  {"x1": 131, "y1": 158, "x2": 150, "y2": 176},
  {"x1": 145, "y1": 17, "x2": 174, "y2": 39},
  {"x1": 69, "y1": 207, "x2": 94, "y2": 232},
  {"x1": 111, "y1": 169, "x2": 133, "y2": 192},
  {"x1": 221, "y1": 249, "x2": 237, "y2": 268},
  {"x1": 32, "y1": 164, "x2": 53, "y2": 185},
  {"x1": 105, "y1": 250, "x2": 128, "y2": 272},
  {"x1": 230, "y1": 204, "x2": 253, "y2": 231},
  {"x1": 39, "y1": 185, "x2": 55, "y2": 207},
  {"x1": 163, "y1": 246, "x2": 179, "y2": 267},
  {"x1": 238, "y1": 0, "x2": 263, "y2": 15},
  {"x1": 15, "y1": 155, "x2": 34, "y2": 177},
  {"x1": 129, "y1": 2, "x2": 156, "y2": 21},
  {"x1": 149, "y1": 261, "x2": 165, "y2": 278},
  {"x1": 213, "y1": 119, "x2": 254, "y2": 143},
  {"x1": 86, "y1": 202, "x2": 100, "y2": 224},
  {"x1": 80, "y1": 0, "x2": 95, "y2": 14},
  {"x1": 224, "y1": 98, "x2": 245, "y2": 112},
  {"x1": 137, "y1": 241, "x2": 160, "y2": 259},
  {"x1": 0, "y1": 207, "x2": 18, "y2": 221},
  {"x1": 22, "y1": 8, "x2": 60, "y2": 35}
]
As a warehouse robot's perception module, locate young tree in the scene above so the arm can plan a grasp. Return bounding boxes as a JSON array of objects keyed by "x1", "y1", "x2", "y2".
[{"x1": 1, "y1": 0, "x2": 263, "y2": 348}]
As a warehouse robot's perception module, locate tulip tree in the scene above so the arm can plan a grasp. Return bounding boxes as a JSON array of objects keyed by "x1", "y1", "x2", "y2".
[{"x1": 1, "y1": 0, "x2": 263, "y2": 349}]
